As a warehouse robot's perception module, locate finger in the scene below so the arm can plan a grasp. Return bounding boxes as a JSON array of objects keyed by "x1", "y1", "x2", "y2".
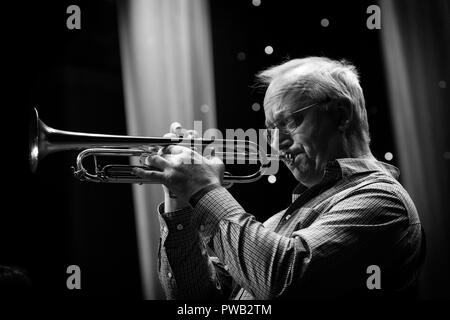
[
  {"x1": 163, "y1": 132, "x2": 181, "y2": 143},
  {"x1": 132, "y1": 167, "x2": 165, "y2": 183},
  {"x1": 163, "y1": 132, "x2": 178, "y2": 138},
  {"x1": 146, "y1": 154, "x2": 171, "y2": 170},
  {"x1": 204, "y1": 146, "x2": 216, "y2": 159},
  {"x1": 169, "y1": 122, "x2": 182, "y2": 134},
  {"x1": 207, "y1": 156, "x2": 224, "y2": 166},
  {"x1": 186, "y1": 129, "x2": 200, "y2": 139},
  {"x1": 159, "y1": 144, "x2": 187, "y2": 155},
  {"x1": 170, "y1": 122, "x2": 186, "y2": 137}
]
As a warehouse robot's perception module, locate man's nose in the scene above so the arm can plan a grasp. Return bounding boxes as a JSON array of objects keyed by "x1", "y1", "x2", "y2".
[
  {"x1": 279, "y1": 133, "x2": 293, "y2": 151},
  {"x1": 270, "y1": 131, "x2": 292, "y2": 152}
]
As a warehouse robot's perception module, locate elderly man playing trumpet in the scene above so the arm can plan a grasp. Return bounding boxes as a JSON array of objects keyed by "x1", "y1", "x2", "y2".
[{"x1": 134, "y1": 57, "x2": 425, "y2": 300}]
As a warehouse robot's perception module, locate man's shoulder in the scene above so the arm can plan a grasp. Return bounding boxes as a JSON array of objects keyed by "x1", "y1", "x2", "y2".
[
  {"x1": 337, "y1": 165, "x2": 408, "y2": 198},
  {"x1": 332, "y1": 170, "x2": 420, "y2": 224},
  {"x1": 353, "y1": 169, "x2": 414, "y2": 205}
]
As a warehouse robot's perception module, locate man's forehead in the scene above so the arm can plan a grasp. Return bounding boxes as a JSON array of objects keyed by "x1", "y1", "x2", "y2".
[
  {"x1": 264, "y1": 80, "x2": 298, "y2": 123},
  {"x1": 265, "y1": 109, "x2": 283, "y2": 126},
  {"x1": 263, "y1": 89, "x2": 280, "y2": 124}
]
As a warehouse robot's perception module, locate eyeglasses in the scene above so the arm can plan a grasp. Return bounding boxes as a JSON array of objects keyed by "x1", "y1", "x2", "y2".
[{"x1": 265, "y1": 102, "x2": 319, "y2": 144}]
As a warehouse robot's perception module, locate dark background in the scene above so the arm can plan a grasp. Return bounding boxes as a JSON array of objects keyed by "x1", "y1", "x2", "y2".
[
  {"x1": 3, "y1": 0, "x2": 139, "y2": 297},
  {"x1": 2, "y1": 0, "x2": 403, "y2": 298}
]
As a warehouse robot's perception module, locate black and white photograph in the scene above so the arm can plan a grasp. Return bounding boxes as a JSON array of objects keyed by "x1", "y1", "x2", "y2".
[{"x1": 1, "y1": 0, "x2": 449, "y2": 308}]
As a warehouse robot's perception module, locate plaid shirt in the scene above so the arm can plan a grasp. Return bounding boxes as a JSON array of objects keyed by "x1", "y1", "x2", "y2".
[{"x1": 157, "y1": 158, "x2": 425, "y2": 300}]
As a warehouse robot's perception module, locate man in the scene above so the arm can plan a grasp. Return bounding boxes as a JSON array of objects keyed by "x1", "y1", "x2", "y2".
[{"x1": 134, "y1": 57, "x2": 425, "y2": 299}]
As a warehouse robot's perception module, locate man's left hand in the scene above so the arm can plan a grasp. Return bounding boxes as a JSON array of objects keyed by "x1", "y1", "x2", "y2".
[{"x1": 133, "y1": 145, "x2": 224, "y2": 203}]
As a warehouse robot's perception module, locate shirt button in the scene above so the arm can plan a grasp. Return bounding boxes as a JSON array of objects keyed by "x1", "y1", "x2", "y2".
[
  {"x1": 161, "y1": 226, "x2": 168, "y2": 233},
  {"x1": 200, "y1": 225, "x2": 205, "y2": 231},
  {"x1": 285, "y1": 214, "x2": 291, "y2": 220},
  {"x1": 224, "y1": 265, "x2": 229, "y2": 271},
  {"x1": 176, "y1": 224, "x2": 184, "y2": 231},
  {"x1": 167, "y1": 272, "x2": 172, "y2": 278}
]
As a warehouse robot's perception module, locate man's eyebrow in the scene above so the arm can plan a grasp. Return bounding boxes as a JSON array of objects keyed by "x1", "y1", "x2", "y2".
[
  {"x1": 265, "y1": 113, "x2": 282, "y2": 128},
  {"x1": 265, "y1": 119, "x2": 275, "y2": 128}
]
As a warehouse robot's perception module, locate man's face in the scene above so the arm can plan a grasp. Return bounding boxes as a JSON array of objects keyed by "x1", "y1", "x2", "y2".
[{"x1": 264, "y1": 87, "x2": 339, "y2": 187}]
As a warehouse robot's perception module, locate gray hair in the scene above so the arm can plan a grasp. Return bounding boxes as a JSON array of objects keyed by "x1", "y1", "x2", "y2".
[{"x1": 257, "y1": 57, "x2": 370, "y2": 144}]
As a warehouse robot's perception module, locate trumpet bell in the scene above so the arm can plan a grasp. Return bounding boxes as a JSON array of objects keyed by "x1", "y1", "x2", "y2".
[{"x1": 29, "y1": 108, "x2": 41, "y2": 173}]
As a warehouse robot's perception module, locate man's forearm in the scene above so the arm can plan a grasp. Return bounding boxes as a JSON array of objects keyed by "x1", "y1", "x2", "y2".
[
  {"x1": 158, "y1": 204, "x2": 227, "y2": 300},
  {"x1": 164, "y1": 188, "x2": 190, "y2": 212}
]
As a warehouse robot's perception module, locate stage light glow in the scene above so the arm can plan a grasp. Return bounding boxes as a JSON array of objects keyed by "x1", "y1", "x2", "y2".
[
  {"x1": 200, "y1": 104, "x2": 210, "y2": 113},
  {"x1": 251, "y1": 103, "x2": 261, "y2": 112},
  {"x1": 321, "y1": 18, "x2": 329, "y2": 27},
  {"x1": 252, "y1": 0, "x2": 261, "y2": 7},
  {"x1": 237, "y1": 52, "x2": 246, "y2": 61},
  {"x1": 264, "y1": 46, "x2": 273, "y2": 55},
  {"x1": 384, "y1": 152, "x2": 393, "y2": 161},
  {"x1": 31, "y1": 145, "x2": 38, "y2": 159},
  {"x1": 268, "y1": 175, "x2": 276, "y2": 184}
]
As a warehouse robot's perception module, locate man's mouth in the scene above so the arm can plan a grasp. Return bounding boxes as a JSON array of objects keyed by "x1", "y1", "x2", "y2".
[{"x1": 284, "y1": 152, "x2": 305, "y2": 165}]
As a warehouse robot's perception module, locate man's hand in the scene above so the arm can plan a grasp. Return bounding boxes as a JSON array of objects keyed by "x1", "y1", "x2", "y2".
[{"x1": 133, "y1": 125, "x2": 224, "y2": 204}]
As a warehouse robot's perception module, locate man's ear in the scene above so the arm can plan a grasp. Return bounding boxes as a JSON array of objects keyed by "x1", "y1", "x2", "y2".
[{"x1": 335, "y1": 99, "x2": 353, "y2": 132}]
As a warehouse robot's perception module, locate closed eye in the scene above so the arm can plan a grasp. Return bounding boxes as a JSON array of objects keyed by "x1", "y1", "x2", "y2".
[{"x1": 286, "y1": 114, "x2": 304, "y2": 130}]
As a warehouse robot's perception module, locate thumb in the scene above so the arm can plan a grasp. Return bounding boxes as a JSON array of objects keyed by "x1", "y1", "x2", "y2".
[{"x1": 207, "y1": 156, "x2": 224, "y2": 166}]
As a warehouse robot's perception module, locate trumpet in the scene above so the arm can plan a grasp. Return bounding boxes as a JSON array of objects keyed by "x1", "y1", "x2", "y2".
[{"x1": 29, "y1": 108, "x2": 291, "y2": 185}]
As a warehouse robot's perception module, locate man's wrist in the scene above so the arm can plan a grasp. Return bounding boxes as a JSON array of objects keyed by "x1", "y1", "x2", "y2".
[
  {"x1": 164, "y1": 191, "x2": 190, "y2": 212},
  {"x1": 189, "y1": 183, "x2": 222, "y2": 208}
]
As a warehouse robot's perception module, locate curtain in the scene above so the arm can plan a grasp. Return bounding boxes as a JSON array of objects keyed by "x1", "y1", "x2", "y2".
[
  {"x1": 380, "y1": 0, "x2": 450, "y2": 298},
  {"x1": 117, "y1": 0, "x2": 216, "y2": 299}
]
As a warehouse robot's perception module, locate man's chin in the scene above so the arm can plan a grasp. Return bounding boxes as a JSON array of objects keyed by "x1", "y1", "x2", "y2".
[
  {"x1": 287, "y1": 161, "x2": 318, "y2": 183},
  {"x1": 291, "y1": 167, "x2": 312, "y2": 184},
  {"x1": 285, "y1": 156, "x2": 325, "y2": 187},
  {"x1": 283, "y1": 157, "x2": 313, "y2": 182}
]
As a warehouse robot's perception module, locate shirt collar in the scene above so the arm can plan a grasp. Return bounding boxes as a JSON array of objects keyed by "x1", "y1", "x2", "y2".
[{"x1": 291, "y1": 158, "x2": 400, "y2": 201}]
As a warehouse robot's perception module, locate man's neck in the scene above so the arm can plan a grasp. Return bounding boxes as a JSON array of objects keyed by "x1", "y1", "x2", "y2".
[{"x1": 340, "y1": 134, "x2": 374, "y2": 159}]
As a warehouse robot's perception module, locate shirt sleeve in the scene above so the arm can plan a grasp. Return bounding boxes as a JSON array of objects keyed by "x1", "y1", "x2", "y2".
[
  {"x1": 190, "y1": 184, "x2": 411, "y2": 299},
  {"x1": 190, "y1": 187, "x2": 311, "y2": 299},
  {"x1": 157, "y1": 203, "x2": 233, "y2": 300}
]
